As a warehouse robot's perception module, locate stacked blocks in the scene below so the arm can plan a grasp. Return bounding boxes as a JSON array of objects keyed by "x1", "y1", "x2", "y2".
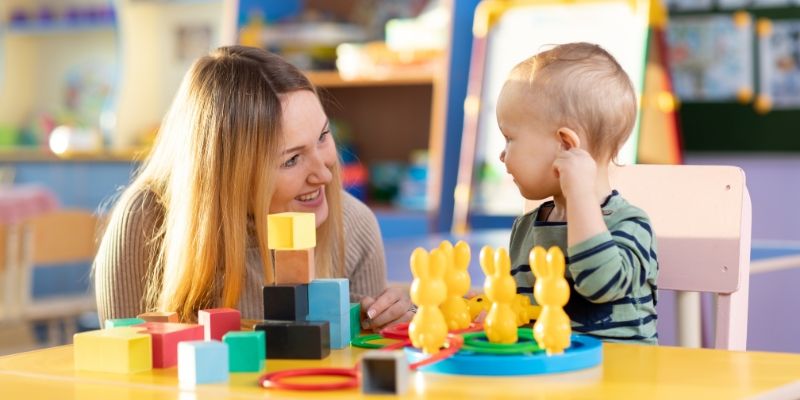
[
  {"x1": 263, "y1": 284, "x2": 308, "y2": 321},
  {"x1": 223, "y1": 331, "x2": 265, "y2": 372},
  {"x1": 274, "y1": 249, "x2": 315, "y2": 283},
  {"x1": 350, "y1": 303, "x2": 361, "y2": 341},
  {"x1": 254, "y1": 320, "x2": 330, "y2": 359},
  {"x1": 105, "y1": 317, "x2": 145, "y2": 328},
  {"x1": 360, "y1": 350, "x2": 409, "y2": 395},
  {"x1": 199, "y1": 308, "x2": 241, "y2": 340},
  {"x1": 137, "y1": 322, "x2": 204, "y2": 368},
  {"x1": 74, "y1": 327, "x2": 152, "y2": 374},
  {"x1": 137, "y1": 311, "x2": 179, "y2": 323},
  {"x1": 178, "y1": 340, "x2": 229, "y2": 386},
  {"x1": 267, "y1": 212, "x2": 316, "y2": 250},
  {"x1": 308, "y1": 279, "x2": 350, "y2": 349},
  {"x1": 268, "y1": 212, "x2": 316, "y2": 284}
]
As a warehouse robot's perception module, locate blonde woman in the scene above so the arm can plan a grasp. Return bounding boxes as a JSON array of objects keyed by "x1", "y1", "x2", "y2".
[{"x1": 94, "y1": 46, "x2": 412, "y2": 331}]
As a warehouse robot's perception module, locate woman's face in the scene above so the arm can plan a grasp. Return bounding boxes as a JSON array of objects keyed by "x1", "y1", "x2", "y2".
[{"x1": 270, "y1": 90, "x2": 337, "y2": 227}]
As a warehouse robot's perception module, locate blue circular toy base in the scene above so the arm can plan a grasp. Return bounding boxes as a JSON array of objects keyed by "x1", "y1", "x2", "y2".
[{"x1": 404, "y1": 334, "x2": 602, "y2": 376}]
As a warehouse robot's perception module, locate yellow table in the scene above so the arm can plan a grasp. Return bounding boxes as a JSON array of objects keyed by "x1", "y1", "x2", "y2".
[{"x1": 1, "y1": 343, "x2": 799, "y2": 399}]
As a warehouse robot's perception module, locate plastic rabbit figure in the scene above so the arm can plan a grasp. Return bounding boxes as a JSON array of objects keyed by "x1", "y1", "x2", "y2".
[
  {"x1": 439, "y1": 240, "x2": 472, "y2": 330},
  {"x1": 531, "y1": 246, "x2": 571, "y2": 355},
  {"x1": 479, "y1": 246, "x2": 518, "y2": 344},
  {"x1": 409, "y1": 247, "x2": 448, "y2": 354}
]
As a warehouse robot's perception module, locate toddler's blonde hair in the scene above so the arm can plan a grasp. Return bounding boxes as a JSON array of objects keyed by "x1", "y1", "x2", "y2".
[{"x1": 511, "y1": 42, "x2": 637, "y2": 162}]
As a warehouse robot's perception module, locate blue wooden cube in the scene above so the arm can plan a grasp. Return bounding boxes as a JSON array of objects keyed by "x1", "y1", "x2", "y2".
[
  {"x1": 308, "y1": 279, "x2": 350, "y2": 349},
  {"x1": 178, "y1": 340, "x2": 229, "y2": 386},
  {"x1": 223, "y1": 331, "x2": 265, "y2": 372}
]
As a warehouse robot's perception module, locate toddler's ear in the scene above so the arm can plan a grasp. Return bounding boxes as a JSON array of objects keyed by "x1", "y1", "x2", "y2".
[{"x1": 557, "y1": 128, "x2": 580, "y2": 150}]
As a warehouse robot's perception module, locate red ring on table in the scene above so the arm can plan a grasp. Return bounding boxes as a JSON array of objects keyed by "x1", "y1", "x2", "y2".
[
  {"x1": 408, "y1": 334, "x2": 464, "y2": 371},
  {"x1": 449, "y1": 322, "x2": 484, "y2": 334},
  {"x1": 380, "y1": 322, "x2": 410, "y2": 339},
  {"x1": 259, "y1": 367, "x2": 359, "y2": 391}
]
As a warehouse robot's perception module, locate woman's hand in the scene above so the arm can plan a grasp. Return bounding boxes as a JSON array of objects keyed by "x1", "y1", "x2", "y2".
[{"x1": 360, "y1": 287, "x2": 414, "y2": 332}]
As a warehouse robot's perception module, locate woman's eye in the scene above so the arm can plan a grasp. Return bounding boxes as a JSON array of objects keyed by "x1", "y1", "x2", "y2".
[
  {"x1": 282, "y1": 154, "x2": 299, "y2": 168},
  {"x1": 319, "y1": 130, "x2": 330, "y2": 143}
]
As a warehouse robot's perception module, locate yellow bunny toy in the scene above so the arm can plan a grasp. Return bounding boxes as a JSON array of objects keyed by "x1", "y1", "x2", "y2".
[
  {"x1": 479, "y1": 246, "x2": 518, "y2": 344},
  {"x1": 531, "y1": 246, "x2": 572, "y2": 355},
  {"x1": 409, "y1": 247, "x2": 449, "y2": 354},
  {"x1": 439, "y1": 241, "x2": 472, "y2": 330}
]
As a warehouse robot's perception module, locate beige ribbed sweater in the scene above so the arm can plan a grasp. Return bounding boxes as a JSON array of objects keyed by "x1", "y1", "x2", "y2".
[{"x1": 94, "y1": 190, "x2": 387, "y2": 322}]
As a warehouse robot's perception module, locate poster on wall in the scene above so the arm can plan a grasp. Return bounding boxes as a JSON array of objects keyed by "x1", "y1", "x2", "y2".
[
  {"x1": 759, "y1": 20, "x2": 800, "y2": 108},
  {"x1": 667, "y1": 14, "x2": 753, "y2": 102}
]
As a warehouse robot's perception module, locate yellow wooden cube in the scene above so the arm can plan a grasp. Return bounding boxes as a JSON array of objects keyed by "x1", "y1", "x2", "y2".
[
  {"x1": 267, "y1": 212, "x2": 316, "y2": 250},
  {"x1": 74, "y1": 327, "x2": 152, "y2": 374}
]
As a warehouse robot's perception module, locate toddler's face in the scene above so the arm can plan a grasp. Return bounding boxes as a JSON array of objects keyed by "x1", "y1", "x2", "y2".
[{"x1": 495, "y1": 80, "x2": 562, "y2": 200}]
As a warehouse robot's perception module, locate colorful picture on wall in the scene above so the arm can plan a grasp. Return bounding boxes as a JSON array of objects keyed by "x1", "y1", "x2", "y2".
[
  {"x1": 667, "y1": 14, "x2": 753, "y2": 101},
  {"x1": 759, "y1": 20, "x2": 800, "y2": 108}
]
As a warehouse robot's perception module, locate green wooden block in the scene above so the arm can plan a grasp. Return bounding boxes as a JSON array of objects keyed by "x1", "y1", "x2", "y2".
[
  {"x1": 105, "y1": 318, "x2": 145, "y2": 328},
  {"x1": 350, "y1": 303, "x2": 361, "y2": 341},
  {"x1": 223, "y1": 331, "x2": 265, "y2": 372}
]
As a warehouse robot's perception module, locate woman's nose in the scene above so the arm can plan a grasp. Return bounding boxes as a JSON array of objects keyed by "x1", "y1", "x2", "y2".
[{"x1": 307, "y1": 152, "x2": 333, "y2": 184}]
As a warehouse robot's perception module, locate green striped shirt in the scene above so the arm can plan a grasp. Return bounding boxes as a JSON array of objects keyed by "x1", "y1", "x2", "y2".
[{"x1": 509, "y1": 191, "x2": 658, "y2": 344}]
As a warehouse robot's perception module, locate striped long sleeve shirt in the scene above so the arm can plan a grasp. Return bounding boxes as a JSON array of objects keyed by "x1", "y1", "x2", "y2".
[{"x1": 509, "y1": 190, "x2": 658, "y2": 344}]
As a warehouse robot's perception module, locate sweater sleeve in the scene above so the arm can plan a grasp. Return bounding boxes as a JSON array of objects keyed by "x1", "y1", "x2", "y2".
[
  {"x1": 341, "y1": 192, "x2": 387, "y2": 302},
  {"x1": 93, "y1": 191, "x2": 162, "y2": 325},
  {"x1": 566, "y1": 216, "x2": 657, "y2": 304}
]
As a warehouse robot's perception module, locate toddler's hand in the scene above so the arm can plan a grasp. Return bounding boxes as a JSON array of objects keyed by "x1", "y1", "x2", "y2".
[{"x1": 552, "y1": 147, "x2": 597, "y2": 199}]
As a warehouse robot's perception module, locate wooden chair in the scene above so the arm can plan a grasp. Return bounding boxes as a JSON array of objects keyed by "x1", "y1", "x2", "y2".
[
  {"x1": 18, "y1": 210, "x2": 100, "y2": 346},
  {"x1": 525, "y1": 164, "x2": 752, "y2": 350}
]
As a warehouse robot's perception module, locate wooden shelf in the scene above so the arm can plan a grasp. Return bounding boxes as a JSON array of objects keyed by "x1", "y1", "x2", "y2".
[
  {"x1": 304, "y1": 70, "x2": 434, "y2": 88},
  {"x1": 0, "y1": 148, "x2": 144, "y2": 163}
]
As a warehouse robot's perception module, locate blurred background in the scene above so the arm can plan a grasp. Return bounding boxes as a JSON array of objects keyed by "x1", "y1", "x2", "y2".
[{"x1": 0, "y1": 0, "x2": 798, "y2": 354}]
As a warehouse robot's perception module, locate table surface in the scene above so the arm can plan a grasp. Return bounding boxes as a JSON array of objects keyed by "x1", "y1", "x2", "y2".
[{"x1": 1, "y1": 342, "x2": 800, "y2": 399}]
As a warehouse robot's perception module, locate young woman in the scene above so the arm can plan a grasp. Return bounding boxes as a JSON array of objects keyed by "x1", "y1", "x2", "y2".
[{"x1": 94, "y1": 46, "x2": 412, "y2": 330}]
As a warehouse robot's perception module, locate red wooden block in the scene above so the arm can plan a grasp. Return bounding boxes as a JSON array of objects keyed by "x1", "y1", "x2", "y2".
[
  {"x1": 198, "y1": 308, "x2": 241, "y2": 341},
  {"x1": 137, "y1": 311, "x2": 179, "y2": 323},
  {"x1": 274, "y1": 248, "x2": 315, "y2": 284},
  {"x1": 136, "y1": 322, "x2": 204, "y2": 368}
]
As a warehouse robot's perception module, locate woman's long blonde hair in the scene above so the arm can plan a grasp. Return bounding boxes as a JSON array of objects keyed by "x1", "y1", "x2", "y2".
[{"x1": 109, "y1": 46, "x2": 344, "y2": 321}]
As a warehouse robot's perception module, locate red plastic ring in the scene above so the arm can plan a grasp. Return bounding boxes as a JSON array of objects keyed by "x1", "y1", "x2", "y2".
[
  {"x1": 259, "y1": 367, "x2": 359, "y2": 391},
  {"x1": 380, "y1": 322, "x2": 410, "y2": 340},
  {"x1": 408, "y1": 334, "x2": 464, "y2": 371}
]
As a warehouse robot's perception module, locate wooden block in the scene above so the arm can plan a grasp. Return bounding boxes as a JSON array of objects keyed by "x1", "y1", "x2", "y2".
[
  {"x1": 105, "y1": 318, "x2": 145, "y2": 328},
  {"x1": 308, "y1": 279, "x2": 350, "y2": 349},
  {"x1": 262, "y1": 284, "x2": 308, "y2": 321},
  {"x1": 198, "y1": 308, "x2": 241, "y2": 341},
  {"x1": 360, "y1": 350, "x2": 409, "y2": 395},
  {"x1": 254, "y1": 320, "x2": 330, "y2": 359},
  {"x1": 350, "y1": 303, "x2": 361, "y2": 341},
  {"x1": 267, "y1": 212, "x2": 315, "y2": 250},
  {"x1": 274, "y1": 249, "x2": 315, "y2": 284},
  {"x1": 137, "y1": 311, "x2": 179, "y2": 323},
  {"x1": 74, "y1": 327, "x2": 152, "y2": 374},
  {"x1": 223, "y1": 331, "x2": 265, "y2": 372},
  {"x1": 136, "y1": 322, "x2": 204, "y2": 368},
  {"x1": 178, "y1": 340, "x2": 229, "y2": 386}
]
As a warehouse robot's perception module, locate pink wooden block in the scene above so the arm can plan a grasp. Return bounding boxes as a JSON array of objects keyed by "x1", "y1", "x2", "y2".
[
  {"x1": 136, "y1": 322, "x2": 204, "y2": 368},
  {"x1": 198, "y1": 308, "x2": 241, "y2": 341}
]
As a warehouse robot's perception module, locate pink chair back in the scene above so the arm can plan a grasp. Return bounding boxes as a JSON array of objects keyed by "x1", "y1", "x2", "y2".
[{"x1": 526, "y1": 164, "x2": 751, "y2": 350}]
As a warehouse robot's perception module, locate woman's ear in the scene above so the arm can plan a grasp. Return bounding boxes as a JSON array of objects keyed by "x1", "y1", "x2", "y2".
[{"x1": 557, "y1": 127, "x2": 581, "y2": 150}]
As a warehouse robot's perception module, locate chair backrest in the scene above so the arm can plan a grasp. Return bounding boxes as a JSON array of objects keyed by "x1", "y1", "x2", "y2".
[
  {"x1": 525, "y1": 164, "x2": 752, "y2": 350},
  {"x1": 25, "y1": 210, "x2": 99, "y2": 265}
]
